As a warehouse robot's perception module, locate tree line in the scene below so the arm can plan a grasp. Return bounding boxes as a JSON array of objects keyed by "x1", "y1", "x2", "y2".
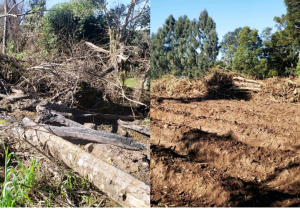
[{"x1": 151, "y1": 0, "x2": 300, "y2": 79}]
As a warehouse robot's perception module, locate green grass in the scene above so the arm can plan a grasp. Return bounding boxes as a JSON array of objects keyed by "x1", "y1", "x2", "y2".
[
  {"x1": 143, "y1": 117, "x2": 150, "y2": 121},
  {"x1": 0, "y1": 142, "x2": 39, "y2": 207},
  {"x1": 124, "y1": 78, "x2": 141, "y2": 88}
]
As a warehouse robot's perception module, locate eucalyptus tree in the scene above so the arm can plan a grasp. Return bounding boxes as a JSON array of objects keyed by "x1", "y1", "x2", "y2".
[
  {"x1": 220, "y1": 27, "x2": 242, "y2": 69},
  {"x1": 151, "y1": 9, "x2": 219, "y2": 79},
  {"x1": 173, "y1": 15, "x2": 193, "y2": 76},
  {"x1": 150, "y1": 14, "x2": 175, "y2": 78},
  {"x1": 196, "y1": 9, "x2": 219, "y2": 75}
]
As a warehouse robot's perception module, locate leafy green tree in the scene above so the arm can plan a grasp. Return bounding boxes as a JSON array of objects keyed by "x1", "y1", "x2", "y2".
[
  {"x1": 24, "y1": 0, "x2": 46, "y2": 32},
  {"x1": 41, "y1": 0, "x2": 106, "y2": 54},
  {"x1": 220, "y1": 27, "x2": 242, "y2": 69},
  {"x1": 173, "y1": 15, "x2": 196, "y2": 77},
  {"x1": 233, "y1": 26, "x2": 267, "y2": 78},
  {"x1": 196, "y1": 9, "x2": 219, "y2": 76},
  {"x1": 261, "y1": 27, "x2": 273, "y2": 43},
  {"x1": 150, "y1": 10, "x2": 219, "y2": 79},
  {"x1": 150, "y1": 15, "x2": 175, "y2": 78},
  {"x1": 264, "y1": 14, "x2": 298, "y2": 77},
  {"x1": 268, "y1": 28, "x2": 297, "y2": 76},
  {"x1": 284, "y1": 0, "x2": 300, "y2": 73}
]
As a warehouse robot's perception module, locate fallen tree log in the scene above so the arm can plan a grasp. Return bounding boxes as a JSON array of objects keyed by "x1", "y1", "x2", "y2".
[
  {"x1": 231, "y1": 86, "x2": 262, "y2": 92},
  {"x1": 71, "y1": 113, "x2": 143, "y2": 121},
  {"x1": 117, "y1": 120, "x2": 150, "y2": 136},
  {"x1": 21, "y1": 100, "x2": 41, "y2": 111},
  {"x1": 233, "y1": 81, "x2": 262, "y2": 88},
  {"x1": 233, "y1": 76, "x2": 265, "y2": 85},
  {"x1": 15, "y1": 117, "x2": 150, "y2": 207},
  {"x1": 36, "y1": 105, "x2": 145, "y2": 150},
  {"x1": 39, "y1": 101, "x2": 142, "y2": 121},
  {"x1": 36, "y1": 104, "x2": 84, "y2": 127},
  {"x1": 0, "y1": 88, "x2": 31, "y2": 102},
  {"x1": 41, "y1": 124, "x2": 145, "y2": 150}
]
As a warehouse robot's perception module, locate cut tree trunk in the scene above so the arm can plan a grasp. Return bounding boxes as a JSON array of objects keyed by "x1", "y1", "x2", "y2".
[
  {"x1": 39, "y1": 100, "x2": 142, "y2": 121},
  {"x1": 36, "y1": 104, "x2": 84, "y2": 127},
  {"x1": 71, "y1": 113, "x2": 143, "y2": 121},
  {"x1": 36, "y1": 105, "x2": 145, "y2": 150},
  {"x1": 16, "y1": 117, "x2": 150, "y2": 207},
  {"x1": 231, "y1": 87, "x2": 262, "y2": 92},
  {"x1": 40, "y1": 124, "x2": 145, "y2": 150},
  {"x1": 233, "y1": 76, "x2": 265, "y2": 85},
  {"x1": 233, "y1": 81, "x2": 262, "y2": 88},
  {"x1": 117, "y1": 119, "x2": 150, "y2": 136}
]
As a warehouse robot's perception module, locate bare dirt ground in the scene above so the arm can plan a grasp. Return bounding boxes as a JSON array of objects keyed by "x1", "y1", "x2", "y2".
[{"x1": 150, "y1": 72, "x2": 300, "y2": 207}]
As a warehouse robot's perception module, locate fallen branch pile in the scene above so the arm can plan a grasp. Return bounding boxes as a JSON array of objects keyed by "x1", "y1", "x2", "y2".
[{"x1": 0, "y1": 30, "x2": 150, "y2": 206}]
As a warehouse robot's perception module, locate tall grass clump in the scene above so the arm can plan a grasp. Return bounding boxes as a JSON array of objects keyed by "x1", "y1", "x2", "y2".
[{"x1": 0, "y1": 142, "x2": 39, "y2": 207}]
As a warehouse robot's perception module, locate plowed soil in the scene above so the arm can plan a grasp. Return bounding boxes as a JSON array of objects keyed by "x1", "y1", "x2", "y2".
[{"x1": 150, "y1": 73, "x2": 300, "y2": 207}]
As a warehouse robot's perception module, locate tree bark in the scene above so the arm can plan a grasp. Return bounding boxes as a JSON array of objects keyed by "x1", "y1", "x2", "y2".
[
  {"x1": 40, "y1": 124, "x2": 146, "y2": 150},
  {"x1": 117, "y1": 119, "x2": 150, "y2": 136},
  {"x1": 233, "y1": 76, "x2": 265, "y2": 85},
  {"x1": 17, "y1": 117, "x2": 150, "y2": 207},
  {"x1": 71, "y1": 113, "x2": 143, "y2": 121},
  {"x1": 36, "y1": 105, "x2": 146, "y2": 150},
  {"x1": 38, "y1": 101, "x2": 142, "y2": 121},
  {"x1": 231, "y1": 87, "x2": 262, "y2": 92}
]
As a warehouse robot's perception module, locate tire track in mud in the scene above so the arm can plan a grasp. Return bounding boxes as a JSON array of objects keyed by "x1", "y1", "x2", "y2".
[{"x1": 151, "y1": 97, "x2": 300, "y2": 207}]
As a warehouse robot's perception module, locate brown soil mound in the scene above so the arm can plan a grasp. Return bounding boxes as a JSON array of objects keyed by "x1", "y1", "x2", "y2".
[
  {"x1": 150, "y1": 72, "x2": 300, "y2": 207},
  {"x1": 151, "y1": 72, "x2": 251, "y2": 101}
]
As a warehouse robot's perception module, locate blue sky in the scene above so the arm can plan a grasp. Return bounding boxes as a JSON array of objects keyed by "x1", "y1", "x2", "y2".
[{"x1": 151, "y1": 0, "x2": 287, "y2": 41}]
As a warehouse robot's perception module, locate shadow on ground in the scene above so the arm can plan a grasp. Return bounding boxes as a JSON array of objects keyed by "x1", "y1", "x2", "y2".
[{"x1": 151, "y1": 128, "x2": 300, "y2": 207}]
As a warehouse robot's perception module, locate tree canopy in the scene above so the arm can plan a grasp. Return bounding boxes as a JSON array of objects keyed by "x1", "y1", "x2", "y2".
[{"x1": 151, "y1": 9, "x2": 219, "y2": 79}]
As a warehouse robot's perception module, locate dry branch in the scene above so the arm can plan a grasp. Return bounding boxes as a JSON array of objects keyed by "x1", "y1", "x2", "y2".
[
  {"x1": 0, "y1": 88, "x2": 30, "y2": 102},
  {"x1": 117, "y1": 119, "x2": 150, "y2": 136},
  {"x1": 26, "y1": 66, "x2": 58, "y2": 75},
  {"x1": 87, "y1": 66, "x2": 115, "y2": 79},
  {"x1": 15, "y1": 117, "x2": 150, "y2": 207},
  {"x1": 85, "y1": 41, "x2": 110, "y2": 54}
]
